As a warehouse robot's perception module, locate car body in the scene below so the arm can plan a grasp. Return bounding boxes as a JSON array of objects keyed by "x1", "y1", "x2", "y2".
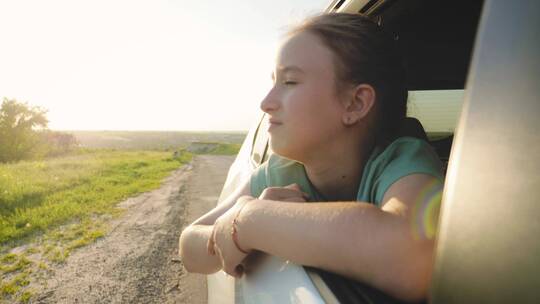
[{"x1": 208, "y1": 0, "x2": 540, "y2": 303}]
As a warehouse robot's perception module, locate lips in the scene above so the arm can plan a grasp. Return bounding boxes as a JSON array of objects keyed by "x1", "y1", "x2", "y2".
[
  {"x1": 269, "y1": 120, "x2": 282, "y2": 125},
  {"x1": 267, "y1": 117, "x2": 282, "y2": 132},
  {"x1": 268, "y1": 117, "x2": 282, "y2": 125}
]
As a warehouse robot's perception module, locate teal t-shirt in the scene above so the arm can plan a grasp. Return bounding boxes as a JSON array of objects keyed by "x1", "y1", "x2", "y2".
[{"x1": 250, "y1": 137, "x2": 444, "y2": 207}]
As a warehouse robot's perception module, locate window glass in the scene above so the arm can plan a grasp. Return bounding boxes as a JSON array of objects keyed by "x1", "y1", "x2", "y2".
[
  {"x1": 407, "y1": 90, "x2": 464, "y2": 139},
  {"x1": 251, "y1": 114, "x2": 269, "y2": 166}
]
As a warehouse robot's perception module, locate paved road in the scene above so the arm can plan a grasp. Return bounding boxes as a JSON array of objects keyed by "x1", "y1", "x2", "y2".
[{"x1": 32, "y1": 155, "x2": 235, "y2": 304}]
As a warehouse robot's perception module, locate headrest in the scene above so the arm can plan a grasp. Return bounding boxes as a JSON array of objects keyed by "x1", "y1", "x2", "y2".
[{"x1": 398, "y1": 117, "x2": 428, "y2": 141}]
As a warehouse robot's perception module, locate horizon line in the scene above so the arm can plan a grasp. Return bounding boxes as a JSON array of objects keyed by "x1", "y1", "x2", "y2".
[{"x1": 53, "y1": 129, "x2": 249, "y2": 133}]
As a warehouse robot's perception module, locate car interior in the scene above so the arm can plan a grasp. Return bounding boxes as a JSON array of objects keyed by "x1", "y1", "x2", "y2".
[
  {"x1": 211, "y1": 0, "x2": 539, "y2": 303},
  {"x1": 313, "y1": 1, "x2": 485, "y2": 302},
  {"x1": 369, "y1": 0, "x2": 483, "y2": 171},
  {"x1": 248, "y1": 0, "x2": 485, "y2": 302},
  {"x1": 253, "y1": 0, "x2": 483, "y2": 169}
]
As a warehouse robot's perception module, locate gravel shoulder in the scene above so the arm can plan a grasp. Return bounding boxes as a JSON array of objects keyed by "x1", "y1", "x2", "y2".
[{"x1": 31, "y1": 155, "x2": 235, "y2": 304}]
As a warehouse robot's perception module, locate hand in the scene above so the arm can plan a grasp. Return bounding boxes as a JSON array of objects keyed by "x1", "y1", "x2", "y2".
[
  {"x1": 259, "y1": 183, "x2": 309, "y2": 202},
  {"x1": 207, "y1": 195, "x2": 254, "y2": 278}
]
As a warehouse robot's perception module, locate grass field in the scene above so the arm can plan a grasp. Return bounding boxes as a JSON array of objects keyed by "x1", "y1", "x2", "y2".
[
  {"x1": 0, "y1": 149, "x2": 192, "y2": 301},
  {"x1": 0, "y1": 131, "x2": 243, "y2": 302},
  {"x1": 0, "y1": 149, "x2": 193, "y2": 246},
  {"x1": 70, "y1": 130, "x2": 246, "y2": 150}
]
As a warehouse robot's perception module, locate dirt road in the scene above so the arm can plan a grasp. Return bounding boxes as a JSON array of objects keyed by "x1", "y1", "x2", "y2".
[{"x1": 32, "y1": 155, "x2": 235, "y2": 304}]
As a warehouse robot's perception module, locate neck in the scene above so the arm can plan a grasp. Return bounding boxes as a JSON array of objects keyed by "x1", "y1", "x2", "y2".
[{"x1": 302, "y1": 133, "x2": 373, "y2": 202}]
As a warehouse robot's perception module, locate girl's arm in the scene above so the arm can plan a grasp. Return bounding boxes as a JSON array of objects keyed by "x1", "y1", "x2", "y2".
[
  {"x1": 234, "y1": 173, "x2": 442, "y2": 302},
  {"x1": 178, "y1": 178, "x2": 252, "y2": 274}
]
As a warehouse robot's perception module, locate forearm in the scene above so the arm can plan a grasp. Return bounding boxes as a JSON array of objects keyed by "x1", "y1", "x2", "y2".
[
  {"x1": 179, "y1": 225, "x2": 221, "y2": 274},
  {"x1": 237, "y1": 199, "x2": 434, "y2": 301}
]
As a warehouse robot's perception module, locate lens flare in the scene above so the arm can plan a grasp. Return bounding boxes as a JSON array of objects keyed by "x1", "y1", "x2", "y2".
[{"x1": 411, "y1": 179, "x2": 443, "y2": 240}]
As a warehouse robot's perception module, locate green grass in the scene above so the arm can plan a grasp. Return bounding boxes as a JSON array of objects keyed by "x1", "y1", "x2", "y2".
[
  {"x1": 0, "y1": 149, "x2": 192, "y2": 303},
  {"x1": 70, "y1": 130, "x2": 246, "y2": 150},
  {"x1": 0, "y1": 150, "x2": 191, "y2": 246},
  {"x1": 1, "y1": 272, "x2": 30, "y2": 296},
  {"x1": 188, "y1": 142, "x2": 241, "y2": 155},
  {"x1": 0, "y1": 254, "x2": 32, "y2": 274},
  {"x1": 20, "y1": 290, "x2": 33, "y2": 303},
  {"x1": 207, "y1": 143, "x2": 241, "y2": 155}
]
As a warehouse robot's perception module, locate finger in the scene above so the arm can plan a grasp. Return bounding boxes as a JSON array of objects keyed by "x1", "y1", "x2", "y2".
[
  {"x1": 285, "y1": 183, "x2": 301, "y2": 190},
  {"x1": 285, "y1": 184, "x2": 310, "y2": 199},
  {"x1": 260, "y1": 187, "x2": 308, "y2": 202},
  {"x1": 259, "y1": 187, "x2": 279, "y2": 200},
  {"x1": 276, "y1": 188, "x2": 306, "y2": 199}
]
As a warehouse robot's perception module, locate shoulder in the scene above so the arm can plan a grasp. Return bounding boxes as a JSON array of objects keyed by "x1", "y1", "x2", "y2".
[
  {"x1": 374, "y1": 137, "x2": 443, "y2": 175},
  {"x1": 379, "y1": 137, "x2": 441, "y2": 163},
  {"x1": 360, "y1": 137, "x2": 444, "y2": 205}
]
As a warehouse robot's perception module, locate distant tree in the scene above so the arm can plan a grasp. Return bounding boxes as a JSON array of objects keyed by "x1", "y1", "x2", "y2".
[
  {"x1": 41, "y1": 130, "x2": 79, "y2": 157},
  {"x1": 0, "y1": 98, "x2": 48, "y2": 162}
]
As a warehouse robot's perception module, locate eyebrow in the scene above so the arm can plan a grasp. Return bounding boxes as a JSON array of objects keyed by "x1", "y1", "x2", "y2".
[
  {"x1": 271, "y1": 65, "x2": 305, "y2": 80},
  {"x1": 278, "y1": 65, "x2": 304, "y2": 73}
]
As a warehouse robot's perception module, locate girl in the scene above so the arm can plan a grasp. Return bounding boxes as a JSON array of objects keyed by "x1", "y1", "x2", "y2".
[{"x1": 179, "y1": 13, "x2": 444, "y2": 302}]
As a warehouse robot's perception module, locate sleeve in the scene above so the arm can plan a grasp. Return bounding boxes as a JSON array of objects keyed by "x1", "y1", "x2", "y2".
[
  {"x1": 373, "y1": 137, "x2": 445, "y2": 204},
  {"x1": 249, "y1": 153, "x2": 312, "y2": 198},
  {"x1": 250, "y1": 160, "x2": 269, "y2": 198}
]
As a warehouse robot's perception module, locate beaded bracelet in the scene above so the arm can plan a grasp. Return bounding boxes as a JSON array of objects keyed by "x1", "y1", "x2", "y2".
[{"x1": 231, "y1": 203, "x2": 250, "y2": 254}]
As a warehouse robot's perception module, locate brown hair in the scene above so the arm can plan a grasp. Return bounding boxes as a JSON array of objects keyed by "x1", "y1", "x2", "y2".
[{"x1": 288, "y1": 13, "x2": 407, "y2": 145}]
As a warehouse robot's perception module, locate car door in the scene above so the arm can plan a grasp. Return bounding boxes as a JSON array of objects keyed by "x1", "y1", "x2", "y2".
[{"x1": 430, "y1": 1, "x2": 540, "y2": 303}]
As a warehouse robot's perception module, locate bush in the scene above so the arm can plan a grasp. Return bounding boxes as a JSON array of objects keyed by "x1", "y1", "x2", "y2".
[
  {"x1": 0, "y1": 98, "x2": 48, "y2": 162},
  {"x1": 0, "y1": 98, "x2": 79, "y2": 162},
  {"x1": 40, "y1": 130, "x2": 80, "y2": 157}
]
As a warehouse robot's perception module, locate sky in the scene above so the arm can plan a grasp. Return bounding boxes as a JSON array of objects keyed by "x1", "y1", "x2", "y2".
[{"x1": 0, "y1": 0, "x2": 329, "y2": 131}]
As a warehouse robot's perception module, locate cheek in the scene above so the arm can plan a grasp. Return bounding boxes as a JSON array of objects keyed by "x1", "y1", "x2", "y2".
[
  {"x1": 289, "y1": 84, "x2": 338, "y2": 117},
  {"x1": 294, "y1": 86, "x2": 342, "y2": 128},
  {"x1": 284, "y1": 87, "x2": 343, "y2": 145}
]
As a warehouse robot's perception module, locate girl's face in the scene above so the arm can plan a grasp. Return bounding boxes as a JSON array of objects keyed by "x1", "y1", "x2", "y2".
[{"x1": 260, "y1": 32, "x2": 347, "y2": 161}]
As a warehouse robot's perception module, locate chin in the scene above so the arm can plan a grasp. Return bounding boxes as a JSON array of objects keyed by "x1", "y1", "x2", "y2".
[
  {"x1": 269, "y1": 138, "x2": 289, "y2": 158},
  {"x1": 269, "y1": 138, "x2": 302, "y2": 162}
]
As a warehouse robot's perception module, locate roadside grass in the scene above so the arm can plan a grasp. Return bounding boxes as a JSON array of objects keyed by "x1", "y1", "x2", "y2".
[
  {"x1": 0, "y1": 149, "x2": 192, "y2": 303},
  {"x1": 71, "y1": 130, "x2": 246, "y2": 150},
  {"x1": 0, "y1": 149, "x2": 191, "y2": 245},
  {"x1": 207, "y1": 143, "x2": 241, "y2": 155},
  {"x1": 187, "y1": 142, "x2": 241, "y2": 155}
]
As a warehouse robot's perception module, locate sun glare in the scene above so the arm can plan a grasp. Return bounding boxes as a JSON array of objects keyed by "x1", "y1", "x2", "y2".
[{"x1": 0, "y1": 0, "x2": 328, "y2": 131}]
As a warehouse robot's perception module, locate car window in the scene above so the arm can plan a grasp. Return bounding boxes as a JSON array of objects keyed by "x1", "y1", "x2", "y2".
[
  {"x1": 250, "y1": 114, "x2": 269, "y2": 166},
  {"x1": 407, "y1": 90, "x2": 465, "y2": 140}
]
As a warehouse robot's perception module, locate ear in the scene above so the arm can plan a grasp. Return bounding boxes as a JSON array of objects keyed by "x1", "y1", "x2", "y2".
[{"x1": 341, "y1": 84, "x2": 376, "y2": 126}]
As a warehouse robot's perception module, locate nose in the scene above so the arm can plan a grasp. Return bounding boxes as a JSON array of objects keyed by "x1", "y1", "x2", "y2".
[{"x1": 260, "y1": 86, "x2": 280, "y2": 114}]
